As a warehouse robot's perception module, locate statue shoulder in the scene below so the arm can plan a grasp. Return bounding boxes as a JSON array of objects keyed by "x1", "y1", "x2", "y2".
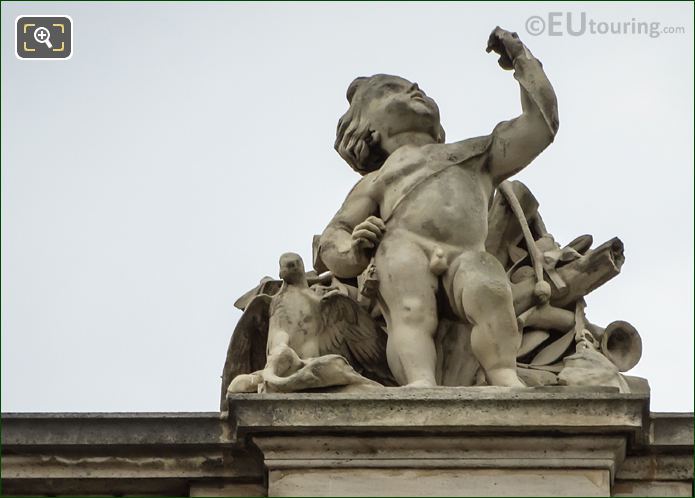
[
  {"x1": 442, "y1": 135, "x2": 494, "y2": 162},
  {"x1": 346, "y1": 169, "x2": 382, "y2": 198}
]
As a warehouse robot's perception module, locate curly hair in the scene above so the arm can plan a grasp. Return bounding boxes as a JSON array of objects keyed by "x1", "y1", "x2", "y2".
[{"x1": 335, "y1": 75, "x2": 446, "y2": 175}]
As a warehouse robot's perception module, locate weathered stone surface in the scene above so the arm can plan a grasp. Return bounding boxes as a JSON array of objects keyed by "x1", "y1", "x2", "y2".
[
  {"x1": 248, "y1": 399, "x2": 629, "y2": 497},
  {"x1": 255, "y1": 434, "x2": 624, "y2": 496},
  {"x1": 613, "y1": 480, "x2": 693, "y2": 497},
  {"x1": 617, "y1": 455, "x2": 694, "y2": 481},
  {"x1": 254, "y1": 435, "x2": 625, "y2": 471},
  {"x1": 1, "y1": 408, "x2": 692, "y2": 496},
  {"x1": 1, "y1": 412, "x2": 229, "y2": 447},
  {"x1": 225, "y1": 253, "x2": 391, "y2": 397},
  {"x1": 189, "y1": 482, "x2": 266, "y2": 497},
  {"x1": 3, "y1": 478, "x2": 193, "y2": 496},
  {"x1": 228, "y1": 388, "x2": 650, "y2": 439},
  {"x1": 1, "y1": 412, "x2": 263, "y2": 496},
  {"x1": 269, "y1": 468, "x2": 611, "y2": 497},
  {"x1": 649, "y1": 412, "x2": 694, "y2": 448},
  {"x1": 2, "y1": 450, "x2": 259, "y2": 480}
]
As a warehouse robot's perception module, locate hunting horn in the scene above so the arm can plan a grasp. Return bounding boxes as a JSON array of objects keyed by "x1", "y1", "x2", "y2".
[{"x1": 589, "y1": 320, "x2": 642, "y2": 372}]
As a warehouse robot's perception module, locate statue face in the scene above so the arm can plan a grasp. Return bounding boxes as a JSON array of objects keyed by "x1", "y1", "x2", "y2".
[
  {"x1": 358, "y1": 76, "x2": 441, "y2": 141},
  {"x1": 279, "y1": 253, "x2": 305, "y2": 282}
]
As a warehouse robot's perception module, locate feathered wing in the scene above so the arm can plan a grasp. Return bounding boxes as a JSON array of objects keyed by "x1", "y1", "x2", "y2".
[
  {"x1": 220, "y1": 294, "x2": 271, "y2": 410},
  {"x1": 318, "y1": 293, "x2": 396, "y2": 386}
]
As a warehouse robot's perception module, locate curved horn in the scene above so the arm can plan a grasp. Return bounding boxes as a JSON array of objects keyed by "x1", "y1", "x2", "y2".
[{"x1": 591, "y1": 320, "x2": 642, "y2": 372}]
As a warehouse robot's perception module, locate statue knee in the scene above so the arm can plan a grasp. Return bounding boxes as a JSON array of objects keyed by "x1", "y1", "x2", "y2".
[
  {"x1": 393, "y1": 296, "x2": 437, "y2": 331},
  {"x1": 476, "y1": 279, "x2": 513, "y2": 312}
]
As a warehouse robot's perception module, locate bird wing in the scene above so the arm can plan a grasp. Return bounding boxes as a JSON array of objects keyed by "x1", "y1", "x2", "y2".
[
  {"x1": 318, "y1": 293, "x2": 395, "y2": 385},
  {"x1": 220, "y1": 294, "x2": 271, "y2": 410}
]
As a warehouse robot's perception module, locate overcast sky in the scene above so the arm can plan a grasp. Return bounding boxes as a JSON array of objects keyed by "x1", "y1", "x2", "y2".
[{"x1": 2, "y1": 2, "x2": 693, "y2": 413}]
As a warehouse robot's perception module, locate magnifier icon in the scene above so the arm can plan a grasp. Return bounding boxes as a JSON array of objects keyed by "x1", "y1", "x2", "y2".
[{"x1": 34, "y1": 26, "x2": 53, "y2": 49}]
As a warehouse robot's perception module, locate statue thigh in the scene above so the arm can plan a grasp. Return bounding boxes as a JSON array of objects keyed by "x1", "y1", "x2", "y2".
[
  {"x1": 374, "y1": 235, "x2": 438, "y2": 332},
  {"x1": 443, "y1": 250, "x2": 516, "y2": 325}
]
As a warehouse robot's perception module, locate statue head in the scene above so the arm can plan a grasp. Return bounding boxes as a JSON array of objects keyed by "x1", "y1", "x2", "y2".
[
  {"x1": 279, "y1": 252, "x2": 305, "y2": 284},
  {"x1": 335, "y1": 74, "x2": 445, "y2": 175}
]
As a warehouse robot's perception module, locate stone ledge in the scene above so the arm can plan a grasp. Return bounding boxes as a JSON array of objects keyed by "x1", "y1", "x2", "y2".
[
  {"x1": 1, "y1": 412, "x2": 262, "y2": 496},
  {"x1": 1, "y1": 477, "x2": 193, "y2": 496},
  {"x1": 617, "y1": 454, "x2": 694, "y2": 481},
  {"x1": 228, "y1": 387, "x2": 650, "y2": 445},
  {"x1": 1, "y1": 412, "x2": 230, "y2": 447},
  {"x1": 649, "y1": 412, "x2": 694, "y2": 449},
  {"x1": 1, "y1": 405, "x2": 691, "y2": 496},
  {"x1": 268, "y1": 468, "x2": 613, "y2": 497},
  {"x1": 1, "y1": 450, "x2": 261, "y2": 480},
  {"x1": 613, "y1": 480, "x2": 693, "y2": 497},
  {"x1": 254, "y1": 435, "x2": 626, "y2": 476}
]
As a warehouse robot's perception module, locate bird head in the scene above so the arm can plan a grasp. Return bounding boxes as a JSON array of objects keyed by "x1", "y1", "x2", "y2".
[{"x1": 278, "y1": 252, "x2": 306, "y2": 284}]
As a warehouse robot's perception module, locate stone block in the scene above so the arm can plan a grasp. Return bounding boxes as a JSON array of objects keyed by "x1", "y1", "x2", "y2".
[
  {"x1": 253, "y1": 431, "x2": 625, "y2": 496},
  {"x1": 613, "y1": 480, "x2": 692, "y2": 497},
  {"x1": 189, "y1": 482, "x2": 265, "y2": 497},
  {"x1": 228, "y1": 388, "x2": 649, "y2": 440},
  {"x1": 269, "y1": 468, "x2": 611, "y2": 497}
]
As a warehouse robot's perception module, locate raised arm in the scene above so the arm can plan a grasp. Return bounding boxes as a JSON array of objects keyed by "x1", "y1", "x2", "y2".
[
  {"x1": 319, "y1": 176, "x2": 384, "y2": 278},
  {"x1": 486, "y1": 27, "x2": 559, "y2": 184}
]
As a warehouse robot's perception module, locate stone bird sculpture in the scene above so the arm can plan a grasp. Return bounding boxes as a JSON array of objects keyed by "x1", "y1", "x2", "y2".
[{"x1": 220, "y1": 253, "x2": 394, "y2": 408}]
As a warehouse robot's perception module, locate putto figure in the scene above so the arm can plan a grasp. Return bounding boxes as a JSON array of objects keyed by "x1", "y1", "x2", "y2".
[
  {"x1": 222, "y1": 25, "x2": 642, "y2": 405},
  {"x1": 318, "y1": 27, "x2": 559, "y2": 388}
]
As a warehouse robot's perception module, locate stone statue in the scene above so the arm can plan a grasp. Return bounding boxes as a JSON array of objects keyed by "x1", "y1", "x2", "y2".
[
  {"x1": 317, "y1": 27, "x2": 558, "y2": 388},
  {"x1": 485, "y1": 181, "x2": 642, "y2": 390},
  {"x1": 222, "y1": 253, "x2": 393, "y2": 401},
  {"x1": 220, "y1": 27, "x2": 644, "y2": 408}
]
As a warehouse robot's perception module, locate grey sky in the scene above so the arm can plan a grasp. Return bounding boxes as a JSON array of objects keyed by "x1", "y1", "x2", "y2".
[{"x1": 1, "y1": 2, "x2": 692, "y2": 412}]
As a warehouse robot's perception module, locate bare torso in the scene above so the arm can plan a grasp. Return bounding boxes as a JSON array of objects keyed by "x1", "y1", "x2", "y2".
[
  {"x1": 317, "y1": 30, "x2": 556, "y2": 388},
  {"x1": 368, "y1": 143, "x2": 494, "y2": 255}
]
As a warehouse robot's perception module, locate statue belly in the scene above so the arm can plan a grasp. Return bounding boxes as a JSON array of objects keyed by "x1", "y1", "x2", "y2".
[{"x1": 392, "y1": 168, "x2": 489, "y2": 250}]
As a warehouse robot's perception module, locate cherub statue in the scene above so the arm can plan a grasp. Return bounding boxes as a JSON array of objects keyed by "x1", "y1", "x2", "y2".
[
  {"x1": 317, "y1": 27, "x2": 559, "y2": 388},
  {"x1": 222, "y1": 253, "x2": 393, "y2": 400}
]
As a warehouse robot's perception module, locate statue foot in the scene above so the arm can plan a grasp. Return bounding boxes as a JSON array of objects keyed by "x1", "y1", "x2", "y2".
[
  {"x1": 403, "y1": 379, "x2": 437, "y2": 388},
  {"x1": 227, "y1": 373, "x2": 263, "y2": 393},
  {"x1": 485, "y1": 368, "x2": 526, "y2": 388}
]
